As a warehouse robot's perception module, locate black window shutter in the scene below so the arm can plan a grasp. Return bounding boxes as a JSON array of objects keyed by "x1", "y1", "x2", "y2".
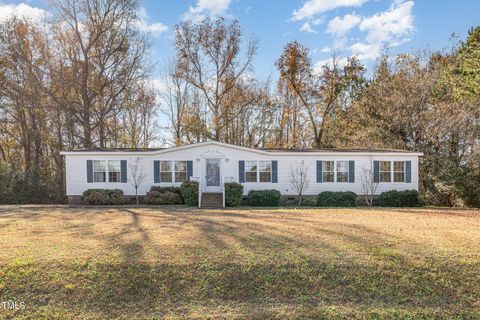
[
  {"x1": 87, "y1": 160, "x2": 93, "y2": 183},
  {"x1": 316, "y1": 160, "x2": 322, "y2": 183},
  {"x1": 405, "y1": 161, "x2": 411, "y2": 183},
  {"x1": 349, "y1": 160, "x2": 355, "y2": 183},
  {"x1": 121, "y1": 160, "x2": 127, "y2": 183},
  {"x1": 272, "y1": 160, "x2": 278, "y2": 183},
  {"x1": 373, "y1": 161, "x2": 380, "y2": 183},
  {"x1": 187, "y1": 160, "x2": 193, "y2": 180},
  {"x1": 154, "y1": 160, "x2": 160, "y2": 183},
  {"x1": 239, "y1": 160, "x2": 245, "y2": 183}
]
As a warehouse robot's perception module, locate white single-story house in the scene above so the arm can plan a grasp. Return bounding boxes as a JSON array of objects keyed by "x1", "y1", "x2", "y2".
[{"x1": 60, "y1": 141, "x2": 423, "y2": 206}]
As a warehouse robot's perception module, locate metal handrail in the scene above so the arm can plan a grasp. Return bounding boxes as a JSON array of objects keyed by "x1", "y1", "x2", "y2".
[
  {"x1": 221, "y1": 175, "x2": 225, "y2": 207},
  {"x1": 198, "y1": 176, "x2": 202, "y2": 208}
]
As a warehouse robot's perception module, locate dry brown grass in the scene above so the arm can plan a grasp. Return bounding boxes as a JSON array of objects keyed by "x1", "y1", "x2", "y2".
[{"x1": 0, "y1": 205, "x2": 479, "y2": 319}]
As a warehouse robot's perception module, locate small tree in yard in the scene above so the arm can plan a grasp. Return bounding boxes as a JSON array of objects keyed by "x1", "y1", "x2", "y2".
[
  {"x1": 361, "y1": 165, "x2": 379, "y2": 207},
  {"x1": 289, "y1": 161, "x2": 310, "y2": 205},
  {"x1": 129, "y1": 157, "x2": 147, "y2": 205}
]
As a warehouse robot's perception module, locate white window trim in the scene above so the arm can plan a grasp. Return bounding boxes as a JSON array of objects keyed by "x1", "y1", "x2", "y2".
[
  {"x1": 393, "y1": 161, "x2": 405, "y2": 183},
  {"x1": 244, "y1": 160, "x2": 274, "y2": 183},
  {"x1": 379, "y1": 160, "x2": 391, "y2": 183},
  {"x1": 108, "y1": 160, "x2": 122, "y2": 183},
  {"x1": 159, "y1": 160, "x2": 173, "y2": 183},
  {"x1": 174, "y1": 160, "x2": 188, "y2": 183},
  {"x1": 93, "y1": 160, "x2": 107, "y2": 183},
  {"x1": 259, "y1": 160, "x2": 272, "y2": 183},
  {"x1": 158, "y1": 160, "x2": 189, "y2": 183},
  {"x1": 322, "y1": 161, "x2": 335, "y2": 183},
  {"x1": 92, "y1": 160, "x2": 124, "y2": 183},
  {"x1": 244, "y1": 160, "x2": 258, "y2": 183},
  {"x1": 336, "y1": 161, "x2": 349, "y2": 183}
]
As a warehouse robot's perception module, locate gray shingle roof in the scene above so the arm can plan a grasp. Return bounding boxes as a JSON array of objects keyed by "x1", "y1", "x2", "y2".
[
  {"x1": 66, "y1": 146, "x2": 413, "y2": 153},
  {"x1": 259, "y1": 147, "x2": 414, "y2": 153},
  {"x1": 67, "y1": 147, "x2": 165, "y2": 152}
]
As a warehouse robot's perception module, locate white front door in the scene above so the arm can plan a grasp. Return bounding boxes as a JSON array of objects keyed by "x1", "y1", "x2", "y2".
[{"x1": 205, "y1": 159, "x2": 221, "y2": 192}]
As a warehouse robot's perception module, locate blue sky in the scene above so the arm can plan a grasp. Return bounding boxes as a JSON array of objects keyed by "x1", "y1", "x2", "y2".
[
  {"x1": 1, "y1": 0, "x2": 480, "y2": 83},
  {"x1": 142, "y1": 0, "x2": 480, "y2": 80}
]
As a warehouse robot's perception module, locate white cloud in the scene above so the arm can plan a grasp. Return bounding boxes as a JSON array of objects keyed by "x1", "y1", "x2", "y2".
[
  {"x1": 320, "y1": 46, "x2": 331, "y2": 53},
  {"x1": 313, "y1": 56, "x2": 349, "y2": 73},
  {"x1": 299, "y1": 17, "x2": 324, "y2": 33},
  {"x1": 183, "y1": 0, "x2": 232, "y2": 22},
  {"x1": 327, "y1": 14, "x2": 361, "y2": 37},
  {"x1": 300, "y1": 21, "x2": 317, "y2": 33},
  {"x1": 350, "y1": 41, "x2": 381, "y2": 61},
  {"x1": 359, "y1": 0, "x2": 414, "y2": 44},
  {"x1": 326, "y1": 13, "x2": 361, "y2": 48},
  {"x1": 349, "y1": 0, "x2": 414, "y2": 61},
  {"x1": 134, "y1": 7, "x2": 168, "y2": 35},
  {"x1": 292, "y1": 0, "x2": 368, "y2": 21},
  {"x1": 0, "y1": 3, "x2": 49, "y2": 23}
]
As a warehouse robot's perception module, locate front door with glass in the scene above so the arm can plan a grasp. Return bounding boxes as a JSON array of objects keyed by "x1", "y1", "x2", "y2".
[{"x1": 205, "y1": 159, "x2": 221, "y2": 192}]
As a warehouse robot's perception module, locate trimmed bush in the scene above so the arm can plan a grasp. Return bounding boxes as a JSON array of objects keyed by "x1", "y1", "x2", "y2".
[
  {"x1": 110, "y1": 189, "x2": 131, "y2": 205},
  {"x1": 224, "y1": 182, "x2": 243, "y2": 207},
  {"x1": 300, "y1": 198, "x2": 317, "y2": 207},
  {"x1": 157, "y1": 192, "x2": 183, "y2": 205},
  {"x1": 82, "y1": 189, "x2": 130, "y2": 205},
  {"x1": 145, "y1": 190, "x2": 183, "y2": 205},
  {"x1": 144, "y1": 191, "x2": 161, "y2": 204},
  {"x1": 149, "y1": 186, "x2": 183, "y2": 200},
  {"x1": 317, "y1": 191, "x2": 357, "y2": 207},
  {"x1": 181, "y1": 181, "x2": 199, "y2": 206},
  {"x1": 380, "y1": 190, "x2": 425, "y2": 207},
  {"x1": 248, "y1": 190, "x2": 281, "y2": 207},
  {"x1": 82, "y1": 190, "x2": 110, "y2": 205}
]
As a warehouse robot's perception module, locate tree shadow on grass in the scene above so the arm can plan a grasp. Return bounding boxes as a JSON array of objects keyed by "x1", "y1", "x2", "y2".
[{"x1": 2, "y1": 207, "x2": 479, "y2": 318}]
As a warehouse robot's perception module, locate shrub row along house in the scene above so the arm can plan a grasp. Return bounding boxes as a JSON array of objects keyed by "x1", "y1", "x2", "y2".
[{"x1": 61, "y1": 141, "x2": 422, "y2": 207}]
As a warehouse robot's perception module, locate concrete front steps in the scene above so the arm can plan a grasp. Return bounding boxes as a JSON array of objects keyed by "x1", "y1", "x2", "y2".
[{"x1": 200, "y1": 192, "x2": 223, "y2": 208}]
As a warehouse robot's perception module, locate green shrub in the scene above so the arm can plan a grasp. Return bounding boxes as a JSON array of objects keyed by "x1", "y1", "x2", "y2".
[
  {"x1": 144, "y1": 191, "x2": 161, "y2": 204},
  {"x1": 145, "y1": 190, "x2": 183, "y2": 205},
  {"x1": 109, "y1": 189, "x2": 131, "y2": 205},
  {"x1": 157, "y1": 192, "x2": 183, "y2": 205},
  {"x1": 82, "y1": 190, "x2": 110, "y2": 205},
  {"x1": 82, "y1": 189, "x2": 130, "y2": 205},
  {"x1": 300, "y1": 198, "x2": 317, "y2": 206},
  {"x1": 380, "y1": 190, "x2": 425, "y2": 207},
  {"x1": 149, "y1": 186, "x2": 183, "y2": 200},
  {"x1": 317, "y1": 191, "x2": 357, "y2": 207},
  {"x1": 248, "y1": 190, "x2": 281, "y2": 207},
  {"x1": 181, "y1": 181, "x2": 199, "y2": 206},
  {"x1": 0, "y1": 166, "x2": 57, "y2": 204},
  {"x1": 224, "y1": 182, "x2": 243, "y2": 207}
]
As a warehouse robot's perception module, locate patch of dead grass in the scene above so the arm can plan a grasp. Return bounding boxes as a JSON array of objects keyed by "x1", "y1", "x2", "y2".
[{"x1": 0, "y1": 206, "x2": 479, "y2": 319}]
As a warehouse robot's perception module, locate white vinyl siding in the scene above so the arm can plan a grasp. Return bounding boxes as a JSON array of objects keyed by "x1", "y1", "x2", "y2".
[{"x1": 64, "y1": 142, "x2": 420, "y2": 197}]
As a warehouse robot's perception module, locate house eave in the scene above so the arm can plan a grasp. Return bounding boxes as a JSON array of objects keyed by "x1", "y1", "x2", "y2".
[{"x1": 60, "y1": 141, "x2": 423, "y2": 157}]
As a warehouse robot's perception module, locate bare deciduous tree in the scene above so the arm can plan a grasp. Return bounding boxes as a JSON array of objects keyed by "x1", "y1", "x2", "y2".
[
  {"x1": 276, "y1": 42, "x2": 364, "y2": 148},
  {"x1": 129, "y1": 157, "x2": 147, "y2": 204},
  {"x1": 159, "y1": 61, "x2": 190, "y2": 146},
  {"x1": 360, "y1": 164, "x2": 379, "y2": 207},
  {"x1": 289, "y1": 161, "x2": 310, "y2": 205},
  {"x1": 175, "y1": 17, "x2": 258, "y2": 141}
]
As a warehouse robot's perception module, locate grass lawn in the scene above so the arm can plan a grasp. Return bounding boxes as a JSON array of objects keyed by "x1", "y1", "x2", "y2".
[{"x1": 0, "y1": 206, "x2": 479, "y2": 319}]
